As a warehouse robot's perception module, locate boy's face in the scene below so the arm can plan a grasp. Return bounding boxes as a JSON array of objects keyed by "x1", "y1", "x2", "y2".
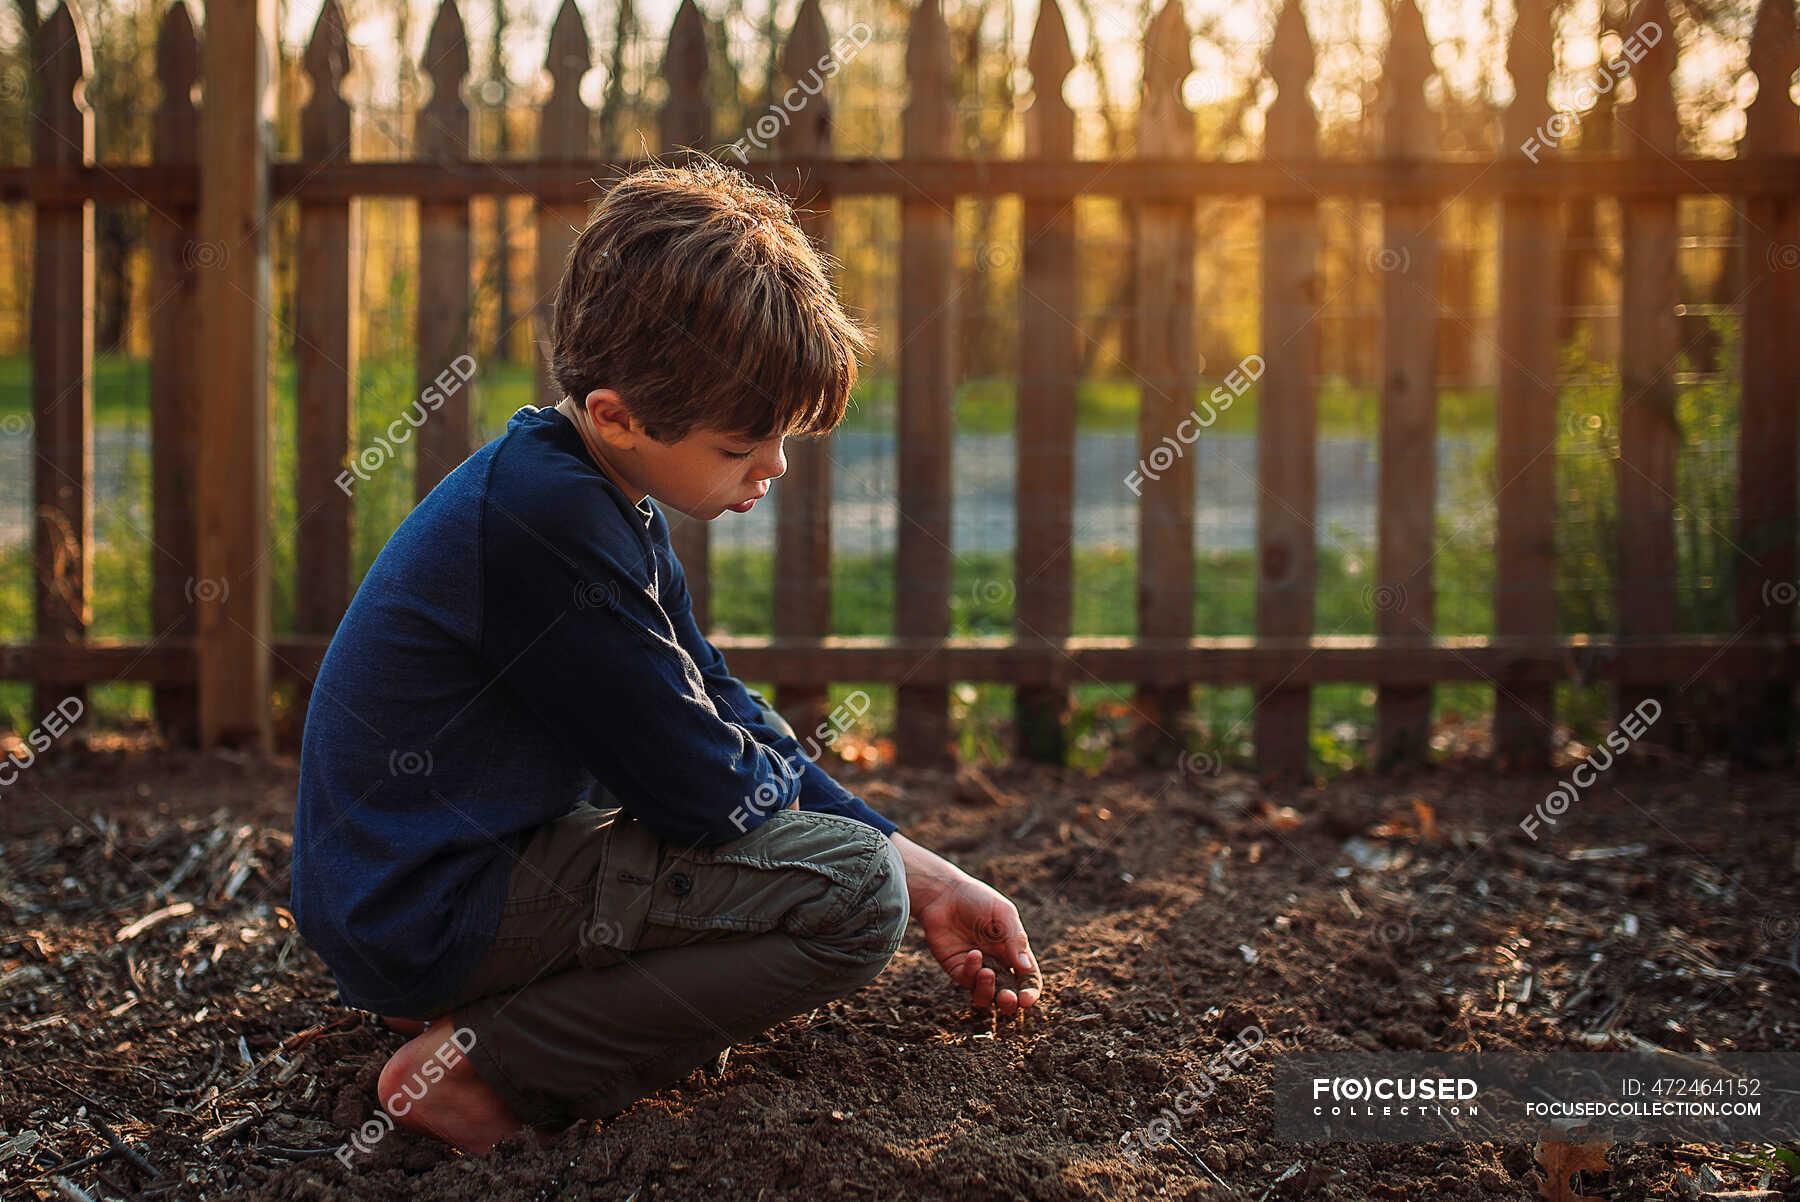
[{"x1": 558, "y1": 389, "x2": 789, "y2": 520}]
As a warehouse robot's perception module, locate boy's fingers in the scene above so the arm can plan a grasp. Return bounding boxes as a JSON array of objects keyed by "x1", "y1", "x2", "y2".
[
  {"x1": 1006, "y1": 933, "x2": 1043, "y2": 998},
  {"x1": 971, "y1": 966, "x2": 997, "y2": 1010}
]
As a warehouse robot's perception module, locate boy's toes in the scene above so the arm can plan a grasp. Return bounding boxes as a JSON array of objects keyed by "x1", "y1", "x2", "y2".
[{"x1": 377, "y1": 1014, "x2": 427, "y2": 1036}]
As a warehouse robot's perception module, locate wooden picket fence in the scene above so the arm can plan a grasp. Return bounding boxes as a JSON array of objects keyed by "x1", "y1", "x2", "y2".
[{"x1": 1, "y1": 0, "x2": 1795, "y2": 774}]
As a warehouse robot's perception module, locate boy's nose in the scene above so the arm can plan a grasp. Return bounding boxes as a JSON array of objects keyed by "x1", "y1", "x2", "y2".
[{"x1": 755, "y1": 443, "x2": 787, "y2": 482}]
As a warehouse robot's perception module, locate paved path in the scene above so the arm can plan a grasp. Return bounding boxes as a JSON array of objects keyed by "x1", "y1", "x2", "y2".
[{"x1": 0, "y1": 428, "x2": 1491, "y2": 556}]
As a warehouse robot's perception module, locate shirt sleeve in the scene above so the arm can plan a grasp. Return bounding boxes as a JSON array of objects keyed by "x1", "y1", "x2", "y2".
[
  {"x1": 654, "y1": 516, "x2": 900, "y2": 839},
  {"x1": 477, "y1": 485, "x2": 803, "y2": 847}
]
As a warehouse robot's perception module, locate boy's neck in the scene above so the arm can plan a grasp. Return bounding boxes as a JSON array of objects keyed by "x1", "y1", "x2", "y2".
[{"x1": 553, "y1": 397, "x2": 647, "y2": 505}]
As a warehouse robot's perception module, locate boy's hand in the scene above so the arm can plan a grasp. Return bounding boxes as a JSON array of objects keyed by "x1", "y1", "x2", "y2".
[{"x1": 889, "y1": 833, "x2": 1042, "y2": 1015}]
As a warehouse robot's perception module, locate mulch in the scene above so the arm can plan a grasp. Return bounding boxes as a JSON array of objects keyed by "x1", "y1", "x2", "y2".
[{"x1": 1, "y1": 738, "x2": 1796, "y2": 1200}]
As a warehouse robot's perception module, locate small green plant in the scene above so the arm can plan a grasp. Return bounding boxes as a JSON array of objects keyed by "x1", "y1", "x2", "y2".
[{"x1": 1721, "y1": 1143, "x2": 1799, "y2": 1189}]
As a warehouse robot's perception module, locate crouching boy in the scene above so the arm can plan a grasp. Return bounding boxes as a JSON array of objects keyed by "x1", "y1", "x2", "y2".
[{"x1": 292, "y1": 160, "x2": 1041, "y2": 1157}]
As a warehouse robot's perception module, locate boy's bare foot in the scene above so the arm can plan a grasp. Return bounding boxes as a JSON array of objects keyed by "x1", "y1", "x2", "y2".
[{"x1": 376, "y1": 1019, "x2": 559, "y2": 1155}]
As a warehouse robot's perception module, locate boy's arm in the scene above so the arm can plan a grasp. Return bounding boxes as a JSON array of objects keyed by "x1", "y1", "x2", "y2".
[
  {"x1": 657, "y1": 537, "x2": 898, "y2": 837},
  {"x1": 479, "y1": 490, "x2": 803, "y2": 847}
]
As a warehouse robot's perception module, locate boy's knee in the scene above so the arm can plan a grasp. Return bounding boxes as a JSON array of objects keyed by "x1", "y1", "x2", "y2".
[
  {"x1": 819, "y1": 829, "x2": 909, "y2": 981},
  {"x1": 761, "y1": 812, "x2": 907, "y2": 974}
]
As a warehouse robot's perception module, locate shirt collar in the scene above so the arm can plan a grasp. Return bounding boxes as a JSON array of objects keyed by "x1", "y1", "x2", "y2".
[{"x1": 535, "y1": 404, "x2": 655, "y2": 530}]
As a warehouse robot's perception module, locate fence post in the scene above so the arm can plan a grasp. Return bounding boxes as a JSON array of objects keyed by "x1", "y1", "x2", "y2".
[
  {"x1": 1374, "y1": 0, "x2": 1439, "y2": 771},
  {"x1": 773, "y1": 0, "x2": 840, "y2": 741},
  {"x1": 1131, "y1": 0, "x2": 1197, "y2": 768},
  {"x1": 149, "y1": 2, "x2": 201, "y2": 747},
  {"x1": 295, "y1": 0, "x2": 358, "y2": 724},
  {"x1": 1255, "y1": 0, "x2": 1319, "y2": 781},
  {"x1": 195, "y1": 0, "x2": 273, "y2": 750},
  {"x1": 896, "y1": 0, "x2": 956, "y2": 769},
  {"x1": 1493, "y1": 0, "x2": 1559, "y2": 769},
  {"x1": 1014, "y1": 0, "x2": 1077, "y2": 764},
  {"x1": 1734, "y1": 0, "x2": 1799, "y2": 767},
  {"x1": 535, "y1": 0, "x2": 592, "y2": 411},
  {"x1": 30, "y1": 2, "x2": 93, "y2": 731},
  {"x1": 1615, "y1": 0, "x2": 1679, "y2": 743},
  {"x1": 660, "y1": 0, "x2": 714, "y2": 631},
  {"x1": 413, "y1": 0, "x2": 476, "y2": 502}
]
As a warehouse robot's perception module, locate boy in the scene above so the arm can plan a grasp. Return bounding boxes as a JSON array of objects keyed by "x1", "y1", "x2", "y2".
[{"x1": 291, "y1": 160, "x2": 1042, "y2": 1157}]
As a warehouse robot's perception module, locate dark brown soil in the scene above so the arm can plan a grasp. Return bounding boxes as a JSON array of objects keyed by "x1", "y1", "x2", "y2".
[{"x1": 2, "y1": 738, "x2": 1797, "y2": 1200}]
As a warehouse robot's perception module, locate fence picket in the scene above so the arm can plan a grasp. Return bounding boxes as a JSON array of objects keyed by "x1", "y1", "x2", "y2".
[
  {"x1": 535, "y1": 0, "x2": 592, "y2": 414},
  {"x1": 414, "y1": 0, "x2": 476, "y2": 502},
  {"x1": 1734, "y1": 0, "x2": 1799, "y2": 765},
  {"x1": 1374, "y1": 0, "x2": 1439, "y2": 770},
  {"x1": 772, "y1": 0, "x2": 837, "y2": 739},
  {"x1": 1255, "y1": 0, "x2": 1320, "y2": 780},
  {"x1": 1014, "y1": 0, "x2": 1078, "y2": 763},
  {"x1": 660, "y1": 0, "x2": 713, "y2": 630},
  {"x1": 195, "y1": 0, "x2": 275, "y2": 748},
  {"x1": 896, "y1": 0, "x2": 956, "y2": 768},
  {"x1": 150, "y1": 1, "x2": 200, "y2": 745},
  {"x1": 1131, "y1": 0, "x2": 1197, "y2": 767},
  {"x1": 1493, "y1": 0, "x2": 1559, "y2": 768},
  {"x1": 30, "y1": 3, "x2": 93, "y2": 728},
  {"x1": 1615, "y1": 0, "x2": 1680, "y2": 741},
  {"x1": 295, "y1": 0, "x2": 357, "y2": 687}
]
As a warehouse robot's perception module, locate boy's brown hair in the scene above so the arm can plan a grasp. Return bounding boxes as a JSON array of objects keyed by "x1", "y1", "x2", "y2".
[{"x1": 548, "y1": 159, "x2": 873, "y2": 444}]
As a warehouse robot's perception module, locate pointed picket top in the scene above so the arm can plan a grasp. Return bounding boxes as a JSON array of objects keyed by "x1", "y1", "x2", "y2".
[
  {"x1": 155, "y1": 1, "x2": 199, "y2": 162},
  {"x1": 778, "y1": 0, "x2": 833, "y2": 156},
  {"x1": 1503, "y1": 0, "x2": 1551, "y2": 146},
  {"x1": 1265, "y1": 0, "x2": 1317, "y2": 157},
  {"x1": 302, "y1": 0, "x2": 352, "y2": 154},
  {"x1": 157, "y1": 1, "x2": 199, "y2": 120},
  {"x1": 1029, "y1": 0, "x2": 1075, "y2": 97},
  {"x1": 541, "y1": 0, "x2": 591, "y2": 159},
  {"x1": 781, "y1": 0, "x2": 830, "y2": 86},
  {"x1": 547, "y1": 0, "x2": 592, "y2": 88},
  {"x1": 1618, "y1": 0, "x2": 1677, "y2": 154},
  {"x1": 904, "y1": 0, "x2": 953, "y2": 155},
  {"x1": 1381, "y1": 0, "x2": 1436, "y2": 156},
  {"x1": 660, "y1": 0, "x2": 709, "y2": 149},
  {"x1": 34, "y1": 2, "x2": 92, "y2": 164},
  {"x1": 419, "y1": 0, "x2": 470, "y2": 156},
  {"x1": 1138, "y1": 0, "x2": 1193, "y2": 157},
  {"x1": 1743, "y1": 0, "x2": 1800, "y2": 156},
  {"x1": 423, "y1": 0, "x2": 471, "y2": 85},
  {"x1": 1141, "y1": 0, "x2": 1192, "y2": 106},
  {"x1": 1026, "y1": 0, "x2": 1075, "y2": 158}
]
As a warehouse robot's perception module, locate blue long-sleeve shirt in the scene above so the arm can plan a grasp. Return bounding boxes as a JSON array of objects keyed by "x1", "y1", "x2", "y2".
[{"x1": 290, "y1": 403, "x2": 897, "y2": 1015}]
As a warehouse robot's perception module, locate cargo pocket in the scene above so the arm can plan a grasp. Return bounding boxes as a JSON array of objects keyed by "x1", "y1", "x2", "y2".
[{"x1": 576, "y1": 808, "x2": 665, "y2": 969}]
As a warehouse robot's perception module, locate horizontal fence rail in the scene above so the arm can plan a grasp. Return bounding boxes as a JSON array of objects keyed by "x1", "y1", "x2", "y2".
[{"x1": 3, "y1": 0, "x2": 1796, "y2": 775}]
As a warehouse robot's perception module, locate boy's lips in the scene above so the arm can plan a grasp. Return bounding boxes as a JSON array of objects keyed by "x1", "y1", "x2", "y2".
[{"x1": 726, "y1": 488, "x2": 766, "y2": 513}]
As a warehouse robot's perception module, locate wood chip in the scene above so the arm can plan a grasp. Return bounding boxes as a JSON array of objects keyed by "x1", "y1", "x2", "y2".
[{"x1": 115, "y1": 902, "x2": 195, "y2": 942}]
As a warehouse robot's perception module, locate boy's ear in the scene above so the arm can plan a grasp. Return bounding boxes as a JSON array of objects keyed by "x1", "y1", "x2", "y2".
[{"x1": 583, "y1": 388, "x2": 641, "y2": 449}]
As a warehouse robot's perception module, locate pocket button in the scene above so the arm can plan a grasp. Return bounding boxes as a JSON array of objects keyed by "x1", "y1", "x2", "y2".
[{"x1": 666, "y1": 871, "x2": 693, "y2": 897}]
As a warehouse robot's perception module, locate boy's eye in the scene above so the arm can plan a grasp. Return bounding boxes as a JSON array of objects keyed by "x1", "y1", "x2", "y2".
[{"x1": 723, "y1": 448, "x2": 753, "y2": 460}]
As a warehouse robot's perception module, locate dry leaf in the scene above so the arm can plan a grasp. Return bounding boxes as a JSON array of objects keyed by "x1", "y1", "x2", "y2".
[
  {"x1": 1535, "y1": 1129, "x2": 1613, "y2": 1202},
  {"x1": 1260, "y1": 802, "x2": 1304, "y2": 831},
  {"x1": 1411, "y1": 798, "x2": 1438, "y2": 842}
]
